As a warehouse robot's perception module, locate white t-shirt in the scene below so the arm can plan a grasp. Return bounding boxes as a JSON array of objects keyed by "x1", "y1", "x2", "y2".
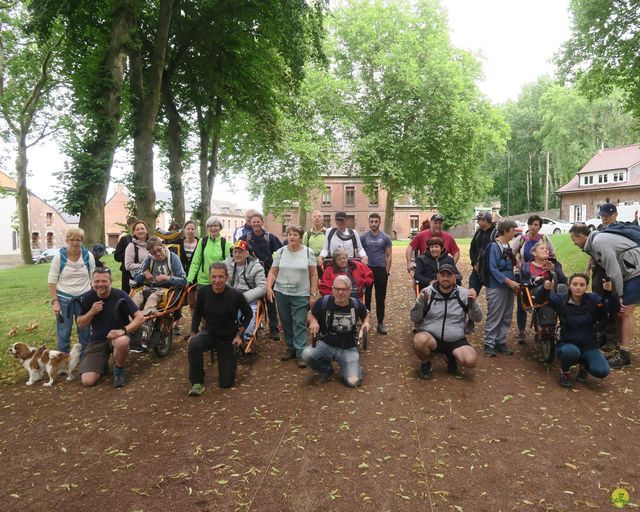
[
  {"x1": 272, "y1": 245, "x2": 316, "y2": 296},
  {"x1": 48, "y1": 251, "x2": 95, "y2": 298}
]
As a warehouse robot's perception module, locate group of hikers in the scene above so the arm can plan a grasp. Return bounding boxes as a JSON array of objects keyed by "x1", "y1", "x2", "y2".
[{"x1": 45, "y1": 203, "x2": 639, "y2": 393}]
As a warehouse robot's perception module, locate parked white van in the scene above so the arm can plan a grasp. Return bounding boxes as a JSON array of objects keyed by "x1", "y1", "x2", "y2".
[{"x1": 584, "y1": 202, "x2": 640, "y2": 230}]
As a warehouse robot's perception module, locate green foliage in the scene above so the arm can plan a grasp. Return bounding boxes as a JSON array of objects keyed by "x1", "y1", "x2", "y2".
[
  {"x1": 558, "y1": 0, "x2": 640, "y2": 121},
  {"x1": 329, "y1": 0, "x2": 508, "y2": 219}
]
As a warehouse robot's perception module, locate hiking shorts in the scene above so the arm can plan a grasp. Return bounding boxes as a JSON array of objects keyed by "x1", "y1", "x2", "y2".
[
  {"x1": 623, "y1": 274, "x2": 640, "y2": 305},
  {"x1": 433, "y1": 337, "x2": 470, "y2": 356},
  {"x1": 79, "y1": 341, "x2": 113, "y2": 374}
]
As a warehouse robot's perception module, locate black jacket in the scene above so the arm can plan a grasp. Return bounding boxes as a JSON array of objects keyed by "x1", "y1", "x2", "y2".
[
  {"x1": 469, "y1": 225, "x2": 496, "y2": 266},
  {"x1": 414, "y1": 251, "x2": 462, "y2": 289}
]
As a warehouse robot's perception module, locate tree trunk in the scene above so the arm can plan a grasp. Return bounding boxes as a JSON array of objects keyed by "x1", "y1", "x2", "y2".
[
  {"x1": 130, "y1": 0, "x2": 174, "y2": 229},
  {"x1": 78, "y1": 2, "x2": 133, "y2": 245},
  {"x1": 15, "y1": 133, "x2": 32, "y2": 263},
  {"x1": 161, "y1": 69, "x2": 185, "y2": 225},
  {"x1": 298, "y1": 206, "x2": 308, "y2": 230},
  {"x1": 384, "y1": 188, "x2": 394, "y2": 237},
  {"x1": 196, "y1": 106, "x2": 211, "y2": 234},
  {"x1": 196, "y1": 98, "x2": 222, "y2": 233}
]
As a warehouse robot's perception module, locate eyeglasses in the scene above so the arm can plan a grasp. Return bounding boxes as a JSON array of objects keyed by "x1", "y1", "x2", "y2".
[{"x1": 332, "y1": 286, "x2": 350, "y2": 292}]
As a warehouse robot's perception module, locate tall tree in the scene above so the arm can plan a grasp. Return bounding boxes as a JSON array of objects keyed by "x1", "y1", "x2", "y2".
[
  {"x1": 558, "y1": 0, "x2": 640, "y2": 120},
  {"x1": 30, "y1": 0, "x2": 134, "y2": 245},
  {"x1": 330, "y1": 0, "x2": 508, "y2": 232},
  {"x1": 0, "y1": 4, "x2": 62, "y2": 263}
]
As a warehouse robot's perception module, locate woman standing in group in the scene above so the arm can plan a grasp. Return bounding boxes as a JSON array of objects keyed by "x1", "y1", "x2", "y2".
[
  {"x1": 483, "y1": 219, "x2": 520, "y2": 357},
  {"x1": 124, "y1": 221, "x2": 150, "y2": 288},
  {"x1": 187, "y1": 216, "x2": 230, "y2": 289},
  {"x1": 267, "y1": 225, "x2": 318, "y2": 368},
  {"x1": 180, "y1": 220, "x2": 199, "y2": 275},
  {"x1": 48, "y1": 228, "x2": 95, "y2": 352}
]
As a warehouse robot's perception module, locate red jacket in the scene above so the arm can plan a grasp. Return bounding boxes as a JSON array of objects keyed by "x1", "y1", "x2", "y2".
[{"x1": 319, "y1": 260, "x2": 374, "y2": 298}]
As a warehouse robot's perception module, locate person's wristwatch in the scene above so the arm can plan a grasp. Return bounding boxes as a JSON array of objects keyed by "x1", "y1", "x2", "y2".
[
  {"x1": 310, "y1": 292, "x2": 318, "y2": 298},
  {"x1": 123, "y1": 326, "x2": 129, "y2": 336}
]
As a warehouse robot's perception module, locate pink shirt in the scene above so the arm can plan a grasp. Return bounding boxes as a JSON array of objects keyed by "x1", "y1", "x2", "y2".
[{"x1": 409, "y1": 230, "x2": 460, "y2": 257}]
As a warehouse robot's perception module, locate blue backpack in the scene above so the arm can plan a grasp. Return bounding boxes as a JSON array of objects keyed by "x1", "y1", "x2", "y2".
[
  {"x1": 601, "y1": 223, "x2": 640, "y2": 248},
  {"x1": 59, "y1": 247, "x2": 92, "y2": 278}
]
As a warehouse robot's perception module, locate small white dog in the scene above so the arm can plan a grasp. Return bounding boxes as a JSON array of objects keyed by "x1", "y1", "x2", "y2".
[{"x1": 9, "y1": 342, "x2": 81, "y2": 386}]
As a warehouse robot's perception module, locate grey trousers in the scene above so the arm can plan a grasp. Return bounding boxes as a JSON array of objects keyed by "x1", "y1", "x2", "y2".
[{"x1": 484, "y1": 287, "x2": 515, "y2": 348}]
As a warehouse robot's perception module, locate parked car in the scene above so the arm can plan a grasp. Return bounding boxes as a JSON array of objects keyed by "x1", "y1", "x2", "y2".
[
  {"x1": 515, "y1": 221, "x2": 526, "y2": 235},
  {"x1": 584, "y1": 202, "x2": 640, "y2": 231},
  {"x1": 33, "y1": 248, "x2": 58, "y2": 264},
  {"x1": 539, "y1": 217, "x2": 573, "y2": 236}
]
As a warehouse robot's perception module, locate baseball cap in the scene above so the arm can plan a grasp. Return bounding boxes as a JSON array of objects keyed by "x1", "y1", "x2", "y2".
[
  {"x1": 335, "y1": 211, "x2": 348, "y2": 221},
  {"x1": 431, "y1": 213, "x2": 444, "y2": 222},
  {"x1": 474, "y1": 211, "x2": 492, "y2": 222},
  {"x1": 232, "y1": 240, "x2": 249, "y2": 252},
  {"x1": 438, "y1": 264, "x2": 456, "y2": 274},
  {"x1": 598, "y1": 203, "x2": 617, "y2": 216}
]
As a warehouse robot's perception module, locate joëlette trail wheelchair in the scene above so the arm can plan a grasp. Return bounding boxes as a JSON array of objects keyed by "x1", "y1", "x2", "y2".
[
  {"x1": 518, "y1": 273, "x2": 566, "y2": 364},
  {"x1": 125, "y1": 284, "x2": 195, "y2": 357}
]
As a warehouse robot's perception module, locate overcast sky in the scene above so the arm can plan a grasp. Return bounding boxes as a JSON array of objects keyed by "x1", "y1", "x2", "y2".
[{"x1": 12, "y1": 0, "x2": 572, "y2": 209}]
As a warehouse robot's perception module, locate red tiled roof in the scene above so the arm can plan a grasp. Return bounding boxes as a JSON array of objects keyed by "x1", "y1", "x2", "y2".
[
  {"x1": 578, "y1": 144, "x2": 640, "y2": 173},
  {"x1": 557, "y1": 169, "x2": 640, "y2": 194},
  {"x1": 0, "y1": 170, "x2": 17, "y2": 190}
]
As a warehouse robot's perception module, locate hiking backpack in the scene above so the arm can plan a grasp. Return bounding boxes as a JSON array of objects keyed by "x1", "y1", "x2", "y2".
[
  {"x1": 326, "y1": 227, "x2": 359, "y2": 256},
  {"x1": 319, "y1": 294, "x2": 359, "y2": 337},
  {"x1": 601, "y1": 223, "x2": 640, "y2": 248},
  {"x1": 197, "y1": 235, "x2": 227, "y2": 275},
  {"x1": 59, "y1": 247, "x2": 92, "y2": 278}
]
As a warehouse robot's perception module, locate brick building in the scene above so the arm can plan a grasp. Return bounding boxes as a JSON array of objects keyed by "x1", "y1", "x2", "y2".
[
  {"x1": 557, "y1": 144, "x2": 640, "y2": 222},
  {"x1": 263, "y1": 174, "x2": 434, "y2": 239}
]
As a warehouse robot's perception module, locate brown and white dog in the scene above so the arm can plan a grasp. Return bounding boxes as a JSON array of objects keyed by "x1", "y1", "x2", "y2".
[{"x1": 9, "y1": 342, "x2": 81, "y2": 386}]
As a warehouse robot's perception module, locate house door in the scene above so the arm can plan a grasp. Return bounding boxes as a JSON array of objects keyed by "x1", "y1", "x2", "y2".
[{"x1": 347, "y1": 215, "x2": 355, "y2": 230}]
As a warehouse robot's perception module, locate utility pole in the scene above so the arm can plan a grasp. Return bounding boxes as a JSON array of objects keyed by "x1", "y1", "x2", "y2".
[
  {"x1": 544, "y1": 151, "x2": 550, "y2": 210},
  {"x1": 506, "y1": 149, "x2": 511, "y2": 216}
]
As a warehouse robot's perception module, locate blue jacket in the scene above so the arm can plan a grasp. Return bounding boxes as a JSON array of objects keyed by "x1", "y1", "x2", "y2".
[
  {"x1": 487, "y1": 242, "x2": 516, "y2": 289},
  {"x1": 537, "y1": 288, "x2": 619, "y2": 352}
]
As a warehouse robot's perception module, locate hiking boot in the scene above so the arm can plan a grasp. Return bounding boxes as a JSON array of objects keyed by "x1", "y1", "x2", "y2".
[
  {"x1": 188, "y1": 383, "x2": 205, "y2": 397},
  {"x1": 576, "y1": 366, "x2": 588, "y2": 383},
  {"x1": 377, "y1": 324, "x2": 388, "y2": 335},
  {"x1": 280, "y1": 349, "x2": 296, "y2": 361},
  {"x1": 601, "y1": 341, "x2": 617, "y2": 353},
  {"x1": 559, "y1": 371, "x2": 572, "y2": 388},
  {"x1": 270, "y1": 330, "x2": 280, "y2": 341},
  {"x1": 419, "y1": 360, "x2": 433, "y2": 380},
  {"x1": 308, "y1": 371, "x2": 333, "y2": 385},
  {"x1": 483, "y1": 346, "x2": 496, "y2": 357},
  {"x1": 608, "y1": 349, "x2": 631, "y2": 369},
  {"x1": 446, "y1": 355, "x2": 464, "y2": 377},
  {"x1": 297, "y1": 359, "x2": 307, "y2": 369},
  {"x1": 113, "y1": 366, "x2": 126, "y2": 388},
  {"x1": 517, "y1": 332, "x2": 526, "y2": 345},
  {"x1": 495, "y1": 344, "x2": 514, "y2": 355}
]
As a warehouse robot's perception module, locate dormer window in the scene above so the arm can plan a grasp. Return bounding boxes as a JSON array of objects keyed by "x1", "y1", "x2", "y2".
[{"x1": 583, "y1": 175, "x2": 593, "y2": 185}]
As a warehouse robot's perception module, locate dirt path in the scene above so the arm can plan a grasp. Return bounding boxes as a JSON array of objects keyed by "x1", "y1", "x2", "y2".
[{"x1": 2, "y1": 247, "x2": 638, "y2": 511}]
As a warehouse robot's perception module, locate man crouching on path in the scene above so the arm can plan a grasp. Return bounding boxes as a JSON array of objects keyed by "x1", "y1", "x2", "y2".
[
  {"x1": 410, "y1": 264, "x2": 482, "y2": 379},
  {"x1": 303, "y1": 275, "x2": 370, "y2": 387},
  {"x1": 77, "y1": 267, "x2": 145, "y2": 388},
  {"x1": 187, "y1": 262, "x2": 253, "y2": 396}
]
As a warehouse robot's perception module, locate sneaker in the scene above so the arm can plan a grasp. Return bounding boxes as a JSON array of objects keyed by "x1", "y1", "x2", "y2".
[
  {"x1": 280, "y1": 349, "x2": 296, "y2": 361},
  {"x1": 188, "y1": 383, "x2": 205, "y2": 397},
  {"x1": 113, "y1": 366, "x2": 126, "y2": 388},
  {"x1": 377, "y1": 324, "x2": 388, "y2": 335},
  {"x1": 297, "y1": 359, "x2": 307, "y2": 369},
  {"x1": 495, "y1": 344, "x2": 514, "y2": 355},
  {"x1": 559, "y1": 371, "x2": 572, "y2": 388},
  {"x1": 576, "y1": 367, "x2": 588, "y2": 383},
  {"x1": 271, "y1": 330, "x2": 281, "y2": 341},
  {"x1": 130, "y1": 342, "x2": 146, "y2": 354},
  {"x1": 483, "y1": 346, "x2": 496, "y2": 357},
  {"x1": 419, "y1": 360, "x2": 433, "y2": 380},
  {"x1": 517, "y1": 332, "x2": 526, "y2": 345},
  {"x1": 608, "y1": 349, "x2": 631, "y2": 369}
]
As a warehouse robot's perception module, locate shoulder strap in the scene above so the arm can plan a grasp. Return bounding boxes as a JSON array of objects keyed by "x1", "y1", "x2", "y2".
[
  {"x1": 134, "y1": 243, "x2": 140, "y2": 264},
  {"x1": 221, "y1": 236, "x2": 226, "y2": 257},
  {"x1": 422, "y1": 291, "x2": 437, "y2": 319},
  {"x1": 454, "y1": 289, "x2": 469, "y2": 314},
  {"x1": 59, "y1": 247, "x2": 68, "y2": 273},
  {"x1": 81, "y1": 247, "x2": 91, "y2": 277},
  {"x1": 326, "y1": 227, "x2": 337, "y2": 247},
  {"x1": 348, "y1": 228, "x2": 358, "y2": 248},
  {"x1": 198, "y1": 236, "x2": 209, "y2": 275}
]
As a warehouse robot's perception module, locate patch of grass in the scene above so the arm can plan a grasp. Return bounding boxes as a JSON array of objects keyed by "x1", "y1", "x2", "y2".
[{"x1": 548, "y1": 233, "x2": 589, "y2": 277}]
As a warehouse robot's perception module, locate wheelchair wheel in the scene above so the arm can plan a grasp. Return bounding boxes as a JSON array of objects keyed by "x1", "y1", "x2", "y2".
[
  {"x1": 541, "y1": 332, "x2": 555, "y2": 364},
  {"x1": 153, "y1": 317, "x2": 173, "y2": 357}
]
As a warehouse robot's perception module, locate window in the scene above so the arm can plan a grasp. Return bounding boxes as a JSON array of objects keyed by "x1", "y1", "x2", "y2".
[
  {"x1": 410, "y1": 215, "x2": 419, "y2": 230},
  {"x1": 598, "y1": 173, "x2": 608, "y2": 184},
  {"x1": 569, "y1": 205, "x2": 586, "y2": 223},
  {"x1": 46, "y1": 232, "x2": 54, "y2": 249},
  {"x1": 322, "y1": 187, "x2": 331, "y2": 206},
  {"x1": 583, "y1": 175, "x2": 593, "y2": 185},
  {"x1": 346, "y1": 215, "x2": 355, "y2": 229},
  {"x1": 369, "y1": 186, "x2": 379, "y2": 207},
  {"x1": 345, "y1": 186, "x2": 355, "y2": 207},
  {"x1": 46, "y1": 212, "x2": 53, "y2": 227},
  {"x1": 281, "y1": 214, "x2": 291, "y2": 235},
  {"x1": 31, "y1": 232, "x2": 39, "y2": 249},
  {"x1": 322, "y1": 214, "x2": 331, "y2": 228}
]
